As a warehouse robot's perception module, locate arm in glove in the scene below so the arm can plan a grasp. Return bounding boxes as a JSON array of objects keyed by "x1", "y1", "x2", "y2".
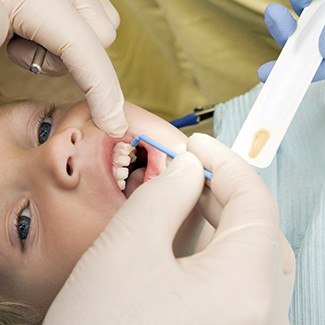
[
  {"x1": 43, "y1": 133, "x2": 295, "y2": 325},
  {"x1": 0, "y1": 0, "x2": 127, "y2": 137},
  {"x1": 258, "y1": 1, "x2": 325, "y2": 82}
]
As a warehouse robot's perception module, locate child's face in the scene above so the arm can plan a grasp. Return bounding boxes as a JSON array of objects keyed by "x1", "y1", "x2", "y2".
[{"x1": 0, "y1": 100, "x2": 186, "y2": 310}]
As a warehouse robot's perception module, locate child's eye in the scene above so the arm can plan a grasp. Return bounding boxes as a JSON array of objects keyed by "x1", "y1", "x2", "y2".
[
  {"x1": 37, "y1": 104, "x2": 56, "y2": 145},
  {"x1": 16, "y1": 207, "x2": 31, "y2": 242},
  {"x1": 38, "y1": 120, "x2": 52, "y2": 144}
]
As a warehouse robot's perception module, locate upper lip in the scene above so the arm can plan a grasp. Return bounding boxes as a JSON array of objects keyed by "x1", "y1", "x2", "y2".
[
  {"x1": 101, "y1": 132, "x2": 167, "y2": 194},
  {"x1": 101, "y1": 133, "x2": 133, "y2": 184}
]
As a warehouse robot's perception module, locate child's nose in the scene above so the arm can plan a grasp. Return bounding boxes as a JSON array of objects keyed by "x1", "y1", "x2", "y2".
[{"x1": 37, "y1": 127, "x2": 83, "y2": 189}]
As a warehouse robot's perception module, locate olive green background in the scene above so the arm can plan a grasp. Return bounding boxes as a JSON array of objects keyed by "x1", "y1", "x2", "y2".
[{"x1": 0, "y1": 0, "x2": 290, "y2": 121}]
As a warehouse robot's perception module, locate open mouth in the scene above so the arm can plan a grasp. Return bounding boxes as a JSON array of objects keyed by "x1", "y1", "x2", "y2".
[{"x1": 112, "y1": 141, "x2": 165, "y2": 198}]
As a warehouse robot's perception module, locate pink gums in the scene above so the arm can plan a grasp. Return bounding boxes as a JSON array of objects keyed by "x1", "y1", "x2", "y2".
[{"x1": 140, "y1": 141, "x2": 166, "y2": 182}]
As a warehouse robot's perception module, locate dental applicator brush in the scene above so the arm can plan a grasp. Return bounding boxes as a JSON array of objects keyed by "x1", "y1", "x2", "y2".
[{"x1": 130, "y1": 135, "x2": 212, "y2": 180}]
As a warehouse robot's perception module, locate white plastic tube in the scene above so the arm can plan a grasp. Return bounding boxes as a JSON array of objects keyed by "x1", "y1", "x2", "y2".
[{"x1": 232, "y1": 0, "x2": 325, "y2": 168}]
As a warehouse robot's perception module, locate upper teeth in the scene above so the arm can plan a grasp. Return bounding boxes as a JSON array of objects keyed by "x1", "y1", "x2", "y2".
[{"x1": 112, "y1": 142, "x2": 137, "y2": 191}]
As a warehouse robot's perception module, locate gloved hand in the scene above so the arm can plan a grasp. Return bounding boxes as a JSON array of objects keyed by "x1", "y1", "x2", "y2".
[
  {"x1": 0, "y1": 0, "x2": 127, "y2": 137},
  {"x1": 43, "y1": 133, "x2": 295, "y2": 325},
  {"x1": 258, "y1": 0, "x2": 325, "y2": 82}
]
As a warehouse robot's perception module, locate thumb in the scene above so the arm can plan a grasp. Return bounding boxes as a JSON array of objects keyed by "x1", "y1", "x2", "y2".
[
  {"x1": 0, "y1": 3, "x2": 10, "y2": 46},
  {"x1": 111, "y1": 151, "x2": 205, "y2": 249},
  {"x1": 188, "y1": 134, "x2": 287, "y2": 278}
]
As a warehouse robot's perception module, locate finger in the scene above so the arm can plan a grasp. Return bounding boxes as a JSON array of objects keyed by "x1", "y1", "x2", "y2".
[
  {"x1": 290, "y1": 0, "x2": 312, "y2": 16},
  {"x1": 111, "y1": 152, "x2": 205, "y2": 249},
  {"x1": 71, "y1": 0, "x2": 117, "y2": 48},
  {"x1": 7, "y1": 38, "x2": 68, "y2": 76},
  {"x1": 11, "y1": 0, "x2": 127, "y2": 137},
  {"x1": 99, "y1": 0, "x2": 120, "y2": 29},
  {"x1": 187, "y1": 133, "x2": 278, "y2": 230},
  {"x1": 264, "y1": 3, "x2": 297, "y2": 48},
  {"x1": 188, "y1": 134, "x2": 282, "y2": 286},
  {"x1": 188, "y1": 134, "x2": 292, "y2": 300},
  {"x1": 0, "y1": 3, "x2": 10, "y2": 46},
  {"x1": 257, "y1": 60, "x2": 276, "y2": 83}
]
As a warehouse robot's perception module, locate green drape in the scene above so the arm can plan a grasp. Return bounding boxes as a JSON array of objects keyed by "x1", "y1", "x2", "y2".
[{"x1": 107, "y1": 0, "x2": 290, "y2": 120}]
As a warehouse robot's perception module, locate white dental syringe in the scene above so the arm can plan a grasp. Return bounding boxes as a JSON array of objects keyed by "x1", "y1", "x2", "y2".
[{"x1": 232, "y1": 0, "x2": 325, "y2": 168}]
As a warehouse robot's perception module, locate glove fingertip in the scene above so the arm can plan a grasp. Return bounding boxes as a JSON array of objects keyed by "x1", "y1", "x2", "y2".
[
  {"x1": 264, "y1": 3, "x2": 278, "y2": 27},
  {"x1": 105, "y1": 124, "x2": 128, "y2": 138},
  {"x1": 257, "y1": 61, "x2": 276, "y2": 83},
  {"x1": 159, "y1": 151, "x2": 204, "y2": 186},
  {"x1": 172, "y1": 151, "x2": 202, "y2": 171},
  {"x1": 188, "y1": 133, "x2": 214, "y2": 146},
  {"x1": 94, "y1": 115, "x2": 128, "y2": 138},
  {"x1": 257, "y1": 66, "x2": 268, "y2": 83},
  {"x1": 187, "y1": 133, "x2": 229, "y2": 173},
  {"x1": 264, "y1": 3, "x2": 287, "y2": 24},
  {"x1": 264, "y1": 3, "x2": 297, "y2": 47}
]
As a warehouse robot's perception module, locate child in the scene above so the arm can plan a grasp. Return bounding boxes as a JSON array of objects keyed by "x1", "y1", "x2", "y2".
[
  {"x1": 1, "y1": 79, "x2": 323, "y2": 325},
  {"x1": 0, "y1": 98, "x2": 212, "y2": 323}
]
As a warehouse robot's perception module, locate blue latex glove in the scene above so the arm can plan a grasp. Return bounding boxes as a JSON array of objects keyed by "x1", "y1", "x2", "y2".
[{"x1": 258, "y1": 1, "x2": 325, "y2": 82}]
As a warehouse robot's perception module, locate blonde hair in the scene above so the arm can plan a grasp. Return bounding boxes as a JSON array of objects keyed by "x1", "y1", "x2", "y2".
[{"x1": 0, "y1": 296, "x2": 44, "y2": 325}]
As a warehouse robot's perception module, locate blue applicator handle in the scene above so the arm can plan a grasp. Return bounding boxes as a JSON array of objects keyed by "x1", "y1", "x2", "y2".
[
  {"x1": 170, "y1": 113, "x2": 198, "y2": 128},
  {"x1": 131, "y1": 134, "x2": 213, "y2": 180},
  {"x1": 170, "y1": 106, "x2": 215, "y2": 128}
]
